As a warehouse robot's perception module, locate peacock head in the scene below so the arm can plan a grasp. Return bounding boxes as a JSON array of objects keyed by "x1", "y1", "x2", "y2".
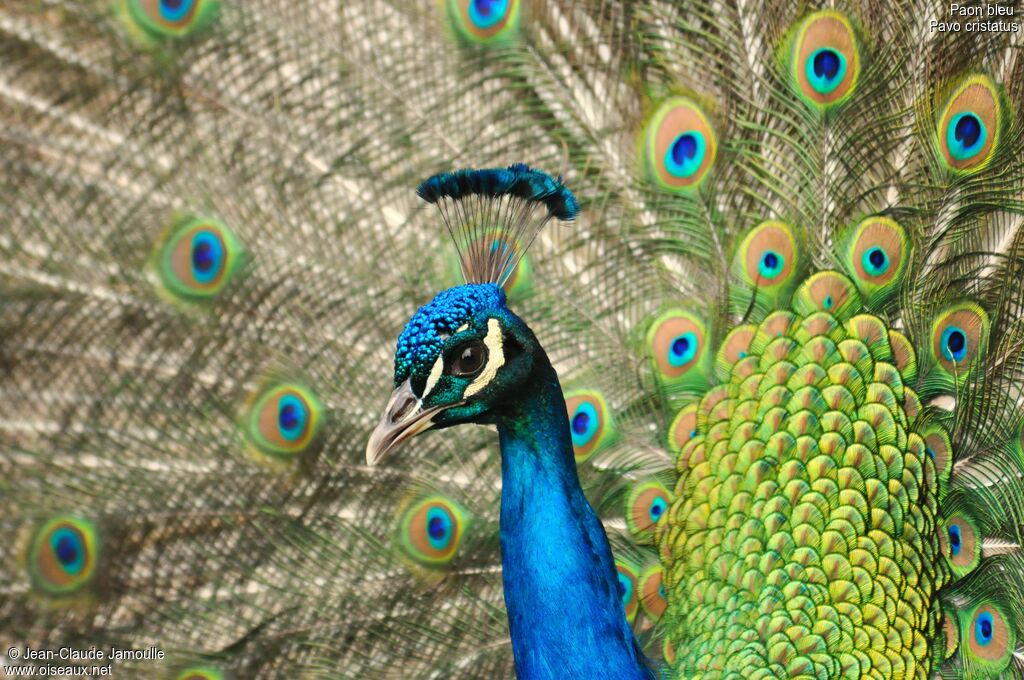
[
  {"x1": 366, "y1": 164, "x2": 577, "y2": 465},
  {"x1": 366, "y1": 283, "x2": 544, "y2": 463}
]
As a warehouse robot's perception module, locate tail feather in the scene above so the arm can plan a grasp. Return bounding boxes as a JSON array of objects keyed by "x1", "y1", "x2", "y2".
[{"x1": 4, "y1": 1, "x2": 1024, "y2": 678}]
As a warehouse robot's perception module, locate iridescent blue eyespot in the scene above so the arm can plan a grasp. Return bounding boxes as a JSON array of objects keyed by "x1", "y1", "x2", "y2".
[
  {"x1": 937, "y1": 76, "x2": 1001, "y2": 173},
  {"x1": 648, "y1": 496, "x2": 668, "y2": 524},
  {"x1": 788, "y1": 12, "x2": 859, "y2": 109},
  {"x1": 120, "y1": 0, "x2": 220, "y2": 45},
  {"x1": 941, "y1": 326, "x2": 968, "y2": 362},
  {"x1": 469, "y1": 0, "x2": 509, "y2": 29},
  {"x1": 28, "y1": 516, "x2": 99, "y2": 595},
  {"x1": 961, "y1": 603, "x2": 1013, "y2": 671},
  {"x1": 949, "y1": 524, "x2": 962, "y2": 556},
  {"x1": 643, "y1": 99, "x2": 717, "y2": 191},
  {"x1": 956, "y1": 115, "x2": 982, "y2": 147},
  {"x1": 244, "y1": 384, "x2": 322, "y2": 461},
  {"x1": 976, "y1": 611, "x2": 994, "y2": 646},
  {"x1": 663, "y1": 132, "x2": 707, "y2": 179},
  {"x1": 51, "y1": 529, "x2": 85, "y2": 574},
  {"x1": 617, "y1": 571, "x2": 633, "y2": 604},
  {"x1": 448, "y1": 0, "x2": 519, "y2": 43},
  {"x1": 428, "y1": 516, "x2": 446, "y2": 539},
  {"x1": 947, "y1": 112, "x2": 987, "y2": 161},
  {"x1": 190, "y1": 231, "x2": 224, "y2": 284},
  {"x1": 845, "y1": 217, "x2": 907, "y2": 302},
  {"x1": 155, "y1": 217, "x2": 240, "y2": 302},
  {"x1": 277, "y1": 394, "x2": 308, "y2": 442},
  {"x1": 615, "y1": 560, "x2": 640, "y2": 622},
  {"x1": 626, "y1": 481, "x2": 673, "y2": 540},
  {"x1": 805, "y1": 48, "x2": 847, "y2": 95},
  {"x1": 649, "y1": 311, "x2": 709, "y2": 387},
  {"x1": 943, "y1": 511, "x2": 981, "y2": 577},
  {"x1": 931, "y1": 304, "x2": 988, "y2": 385},
  {"x1": 425, "y1": 507, "x2": 455, "y2": 551},
  {"x1": 862, "y1": 246, "x2": 889, "y2": 276},
  {"x1": 192, "y1": 241, "x2": 214, "y2": 273},
  {"x1": 668, "y1": 332, "x2": 698, "y2": 367},
  {"x1": 570, "y1": 402, "x2": 600, "y2": 448},
  {"x1": 758, "y1": 250, "x2": 785, "y2": 280},
  {"x1": 565, "y1": 391, "x2": 615, "y2": 464},
  {"x1": 397, "y1": 496, "x2": 468, "y2": 568},
  {"x1": 159, "y1": 0, "x2": 195, "y2": 21}
]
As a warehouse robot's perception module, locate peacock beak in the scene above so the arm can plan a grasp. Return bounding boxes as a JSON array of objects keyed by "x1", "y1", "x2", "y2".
[{"x1": 366, "y1": 379, "x2": 445, "y2": 465}]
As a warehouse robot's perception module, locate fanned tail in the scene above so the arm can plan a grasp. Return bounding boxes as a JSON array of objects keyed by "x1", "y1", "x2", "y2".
[{"x1": 4, "y1": 1, "x2": 1024, "y2": 679}]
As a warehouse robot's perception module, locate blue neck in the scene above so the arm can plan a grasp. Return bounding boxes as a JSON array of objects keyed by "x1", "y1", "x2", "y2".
[{"x1": 497, "y1": 360, "x2": 652, "y2": 680}]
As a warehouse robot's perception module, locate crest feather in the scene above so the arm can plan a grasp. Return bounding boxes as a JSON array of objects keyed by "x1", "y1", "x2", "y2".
[{"x1": 417, "y1": 164, "x2": 577, "y2": 288}]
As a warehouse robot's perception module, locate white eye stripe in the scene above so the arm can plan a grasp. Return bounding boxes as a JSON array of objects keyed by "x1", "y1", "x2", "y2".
[
  {"x1": 464, "y1": 319, "x2": 504, "y2": 398},
  {"x1": 422, "y1": 354, "x2": 446, "y2": 399}
]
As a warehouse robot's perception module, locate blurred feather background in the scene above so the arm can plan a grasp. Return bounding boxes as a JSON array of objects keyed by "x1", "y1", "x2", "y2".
[{"x1": 2, "y1": 1, "x2": 1024, "y2": 678}]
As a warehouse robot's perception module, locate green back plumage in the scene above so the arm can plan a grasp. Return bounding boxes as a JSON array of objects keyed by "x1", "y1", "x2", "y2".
[{"x1": 2, "y1": 1, "x2": 1024, "y2": 678}]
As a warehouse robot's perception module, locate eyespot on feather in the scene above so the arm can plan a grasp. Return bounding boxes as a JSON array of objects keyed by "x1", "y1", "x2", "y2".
[
  {"x1": 120, "y1": 0, "x2": 220, "y2": 42},
  {"x1": 27, "y1": 516, "x2": 99, "y2": 596},
  {"x1": 153, "y1": 216, "x2": 242, "y2": 302},
  {"x1": 448, "y1": 0, "x2": 521, "y2": 43},
  {"x1": 625, "y1": 480, "x2": 672, "y2": 541},
  {"x1": 936, "y1": 75, "x2": 1002, "y2": 173},
  {"x1": 641, "y1": 97, "x2": 717, "y2": 192},
  {"x1": 638, "y1": 564, "x2": 667, "y2": 620},
  {"x1": 243, "y1": 383, "x2": 323, "y2": 461},
  {"x1": 396, "y1": 495, "x2": 470, "y2": 567},
  {"x1": 842, "y1": 217, "x2": 909, "y2": 304},
  {"x1": 615, "y1": 559, "x2": 640, "y2": 624},
  {"x1": 564, "y1": 390, "x2": 616, "y2": 463},
  {"x1": 646, "y1": 310, "x2": 710, "y2": 391},
  {"x1": 958, "y1": 601, "x2": 1015, "y2": 675},
  {"x1": 928, "y1": 302, "x2": 989, "y2": 385},
  {"x1": 730, "y1": 221, "x2": 802, "y2": 315},
  {"x1": 787, "y1": 11, "x2": 860, "y2": 109},
  {"x1": 939, "y1": 511, "x2": 981, "y2": 577}
]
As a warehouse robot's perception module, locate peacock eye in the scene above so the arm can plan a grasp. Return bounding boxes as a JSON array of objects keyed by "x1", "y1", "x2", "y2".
[{"x1": 450, "y1": 341, "x2": 487, "y2": 377}]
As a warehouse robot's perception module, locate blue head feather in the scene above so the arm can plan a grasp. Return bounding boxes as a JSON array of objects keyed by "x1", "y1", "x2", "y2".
[{"x1": 394, "y1": 284, "x2": 507, "y2": 385}]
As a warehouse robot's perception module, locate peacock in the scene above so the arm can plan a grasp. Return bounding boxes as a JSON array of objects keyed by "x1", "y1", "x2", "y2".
[{"x1": 3, "y1": 0, "x2": 1024, "y2": 678}]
